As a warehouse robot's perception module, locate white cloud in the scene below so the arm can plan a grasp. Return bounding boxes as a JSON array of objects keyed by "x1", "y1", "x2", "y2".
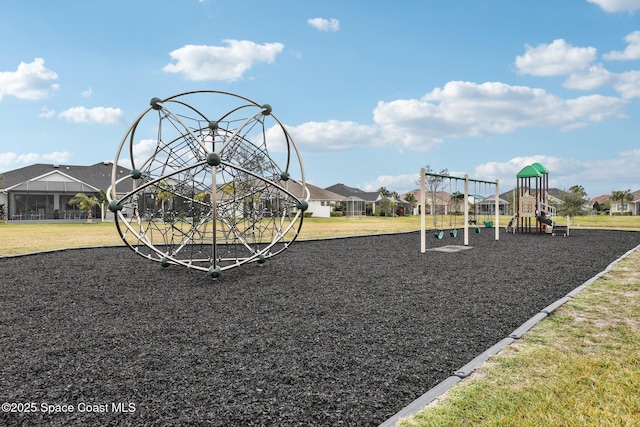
[
  {"x1": 515, "y1": 39, "x2": 597, "y2": 76},
  {"x1": 587, "y1": 0, "x2": 640, "y2": 13},
  {"x1": 81, "y1": 87, "x2": 93, "y2": 97},
  {"x1": 131, "y1": 138, "x2": 157, "y2": 167},
  {"x1": 474, "y1": 155, "x2": 564, "y2": 185},
  {"x1": 307, "y1": 17, "x2": 340, "y2": 32},
  {"x1": 613, "y1": 70, "x2": 640, "y2": 98},
  {"x1": 564, "y1": 64, "x2": 614, "y2": 90},
  {"x1": 0, "y1": 151, "x2": 72, "y2": 170},
  {"x1": 42, "y1": 151, "x2": 73, "y2": 163},
  {"x1": 387, "y1": 81, "x2": 625, "y2": 139},
  {"x1": 475, "y1": 151, "x2": 640, "y2": 196},
  {"x1": 370, "y1": 149, "x2": 640, "y2": 196},
  {"x1": 286, "y1": 120, "x2": 380, "y2": 151},
  {"x1": 39, "y1": 106, "x2": 56, "y2": 118},
  {"x1": 58, "y1": 106, "x2": 125, "y2": 124},
  {"x1": 287, "y1": 81, "x2": 628, "y2": 153},
  {"x1": 0, "y1": 58, "x2": 59, "y2": 101},
  {"x1": 162, "y1": 40, "x2": 284, "y2": 81},
  {"x1": 112, "y1": 138, "x2": 158, "y2": 171},
  {"x1": 603, "y1": 30, "x2": 640, "y2": 60},
  {"x1": 0, "y1": 152, "x2": 18, "y2": 168},
  {"x1": 363, "y1": 174, "x2": 420, "y2": 193}
]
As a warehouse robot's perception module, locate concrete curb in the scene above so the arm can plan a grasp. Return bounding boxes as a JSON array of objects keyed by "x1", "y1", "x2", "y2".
[{"x1": 378, "y1": 242, "x2": 640, "y2": 426}]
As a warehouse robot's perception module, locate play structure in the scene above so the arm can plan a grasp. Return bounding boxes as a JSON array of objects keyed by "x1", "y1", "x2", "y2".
[
  {"x1": 419, "y1": 168, "x2": 500, "y2": 253},
  {"x1": 506, "y1": 162, "x2": 568, "y2": 236},
  {"x1": 107, "y1": 91, "x2": 310, "y2": 278}
]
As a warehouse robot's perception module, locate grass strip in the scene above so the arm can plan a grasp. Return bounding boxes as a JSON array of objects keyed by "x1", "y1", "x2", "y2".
[{"x1": 400, "y1": 249, "x2": 640, "y2": 427}]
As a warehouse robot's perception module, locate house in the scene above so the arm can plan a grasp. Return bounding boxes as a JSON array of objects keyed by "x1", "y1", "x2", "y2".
[
  {"x1": 0, "y1": 162, "x2": 350, "y2": 220},
  {"x1": 0, "y1": 162, "x2": 132, "y2": 221},
  {"x1": 284, "y1": 181, "x2": 345, "y2": 218},
  {"x1": 475, "y1": 195, "x2": 510, "y2": 216},
  {"x1": 590, "y1": 194, "x2": 611, "y2": 213},
  {"x1": 325, "y1": 183, "x2": 382, "y2": 216},
  {"x1": 325, "y1": 183, "x2": 412, "y2": 216},
  {"x1": 401, "y1": 189, "x2": 462, "y2": 215},
  {"x1": 595, "y1": 190, "x2": 640, "y2": 215}
]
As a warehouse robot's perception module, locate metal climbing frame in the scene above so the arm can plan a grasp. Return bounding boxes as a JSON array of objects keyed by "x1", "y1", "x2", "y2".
[{"x1": 107, "y1": 91, "x2": 310, "y2": 278}]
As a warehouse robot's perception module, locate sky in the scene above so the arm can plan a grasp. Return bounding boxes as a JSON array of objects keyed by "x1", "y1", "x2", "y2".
[{"x1": 1, "y1": 0, "x2": 640, "y2": 198}]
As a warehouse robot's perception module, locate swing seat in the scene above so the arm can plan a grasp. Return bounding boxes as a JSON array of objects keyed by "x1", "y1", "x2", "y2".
[
  {"x1": 475, "y1": 226, "x2": 481, "y2": 233},
  {"x1": 483, "y1": 220, "x2": 494, "y2": 228},
  {"x1": 450, "y1": 229, "x2": 458, "y2": 238},
  {"x1": 434, "y1": 230, "x2": 444, "y2": 239}
]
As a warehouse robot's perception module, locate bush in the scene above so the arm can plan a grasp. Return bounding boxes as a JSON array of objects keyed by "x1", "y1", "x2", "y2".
[
  {"x1": 330, "y1": 211, "x2": 343, "y2": 217},
  {"x1": 303, "y1": 212, "x2": 313, "y2": 218}
]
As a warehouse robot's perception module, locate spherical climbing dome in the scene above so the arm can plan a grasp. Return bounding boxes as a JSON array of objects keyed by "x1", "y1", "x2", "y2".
[{"x1": 105, "y1": 90, "x2": 310, "y2": 275}]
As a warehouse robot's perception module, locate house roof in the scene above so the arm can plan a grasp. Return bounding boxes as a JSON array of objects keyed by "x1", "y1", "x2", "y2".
[
  {"x1": 325, "y1": 183, "x2": 382, "y2": 202},
  {"x1": 325, "y1": 183, "x2": 365, "y2": 197},
  {"x1": 590, "y1": 194, "x2": 610, "y2": 205},
  {"x1": 1, "y1": 162, "x2": 132, "y2": 192},
  {"x1": 284, "y1": 181, "x2": 345, "y2": 201}
]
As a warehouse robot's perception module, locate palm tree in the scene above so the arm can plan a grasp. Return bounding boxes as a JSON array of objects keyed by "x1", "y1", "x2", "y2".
[
  {"x1": 389, "y1": 199, "x2": 398, "y2": 217},
  {"x1": 569, "y1": 185, "x2": 587, "y2": 198},
  {"x1": 68, "y1": 193, "x2": 100, "y2": 223},
  {"x1": 377, "y1": 187, "x2": 391, "y2": 198},
  {"x1": 97, "y1": 189, "x2": 108, "y2": 221},
  {"x1": 154, "y1": 181, "x2": 174, "y2": 212},
  {"x1": 404, "y1": 193, "x2": 416, "y2": 214},
  {"x1": 610, "y1": 189, "x2": 634, "y2": 215}
]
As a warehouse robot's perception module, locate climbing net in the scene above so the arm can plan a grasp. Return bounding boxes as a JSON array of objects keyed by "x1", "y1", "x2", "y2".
[{"x1": 107, "y1": 91, "x2": 309, "y2": 277}]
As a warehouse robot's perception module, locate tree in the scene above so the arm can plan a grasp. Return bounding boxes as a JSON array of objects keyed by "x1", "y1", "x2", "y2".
[
  {"x1": 68, "y1": 193, "x2": 100, "y2": 223},
  {"x1": 154, "y1": 181, "x2": 174, "y2": 212},
  {"x1": 569, "y1": 185, "x2": 587, "y2": 198},
  {"x1": 610, "y1": 189, "x2": 633, "y2": 214},
  {"x1": 404, "y1": 193, "x2": 416, "y2": 214},
  {"x1": 558, "y1": 184, "x2": 588, "y2": 218},
  {"x1": 97, "y1": 189, "x2": 108, "y2": 221},
  {"x1": 377, "y1": 187, "x2": 391, "y2": 198},
  {"x1": 558, "y1": 192, "x2": 586, "y2": 218},
  {"x1": 389, "y1": 199, "x2": 398, "y2": 217},
  {"x1": 416, "y1": 166, "x2": 449, "y2": 228}
]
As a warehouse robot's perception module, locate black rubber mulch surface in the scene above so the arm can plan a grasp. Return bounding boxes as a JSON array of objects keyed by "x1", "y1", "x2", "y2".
[{"x1": 1, "y1": 229, "x2": 639, "y2": 426}]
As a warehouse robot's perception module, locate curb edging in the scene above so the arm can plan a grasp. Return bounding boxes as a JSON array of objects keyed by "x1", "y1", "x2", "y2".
[{"x1": 378, "y1": 242, "x2": 640, "y2": 427}]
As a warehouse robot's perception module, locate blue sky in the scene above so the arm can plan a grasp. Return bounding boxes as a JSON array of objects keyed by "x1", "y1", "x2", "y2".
[{"x1": 1, "y1": 0, "x2": 639, "y2": 198}]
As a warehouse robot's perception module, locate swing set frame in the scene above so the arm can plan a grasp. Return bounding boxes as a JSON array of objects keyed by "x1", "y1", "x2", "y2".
[{"x1": 419, "y1": 168, "x2": 500, "y2": 253}]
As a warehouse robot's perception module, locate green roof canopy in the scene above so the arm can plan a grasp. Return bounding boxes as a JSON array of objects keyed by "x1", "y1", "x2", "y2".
[
  {"x1": 517, "y1": 165, "x2": 541, "y2": 178},
  {"x1": 517, "y1": 162, "x2": 548, "y2": 178},
  {"x1": 531, "y1": 162, "x2": 548, "y2": 174}
]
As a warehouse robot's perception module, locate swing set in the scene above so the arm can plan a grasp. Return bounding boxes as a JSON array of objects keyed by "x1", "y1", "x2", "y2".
[
  {"x1": 432, "y1": 178, "x2": 463, "y2": 240},
  {"x1": 419, "y1": 168, "x2": 500, "y2": 253}
]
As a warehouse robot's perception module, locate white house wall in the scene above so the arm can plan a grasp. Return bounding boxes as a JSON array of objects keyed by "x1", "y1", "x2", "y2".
[{"x1": 308, "y1": 200, "x2": 331, "y2": 218}]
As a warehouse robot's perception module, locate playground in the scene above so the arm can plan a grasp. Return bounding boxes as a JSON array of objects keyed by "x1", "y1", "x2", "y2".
[{"x1": 2, "y1": 228, "x2": 639, "y2": 426}]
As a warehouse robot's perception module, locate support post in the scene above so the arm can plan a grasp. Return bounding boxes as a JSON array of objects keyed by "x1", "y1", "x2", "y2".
[
  {"x1": 420, "y1": 167, "x2": 426, "y2": 253},
  {"x1": 463, "y1": 174, "x2": 469, "y2": 246},
  {"x1": 495, "y1": 179, "x2": 500, "y2": 240}
]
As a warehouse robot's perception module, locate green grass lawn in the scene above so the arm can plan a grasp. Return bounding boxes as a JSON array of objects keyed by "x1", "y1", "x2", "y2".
[{"x1": 2, "y1": 214, "x2": 638, "y2": 256}]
